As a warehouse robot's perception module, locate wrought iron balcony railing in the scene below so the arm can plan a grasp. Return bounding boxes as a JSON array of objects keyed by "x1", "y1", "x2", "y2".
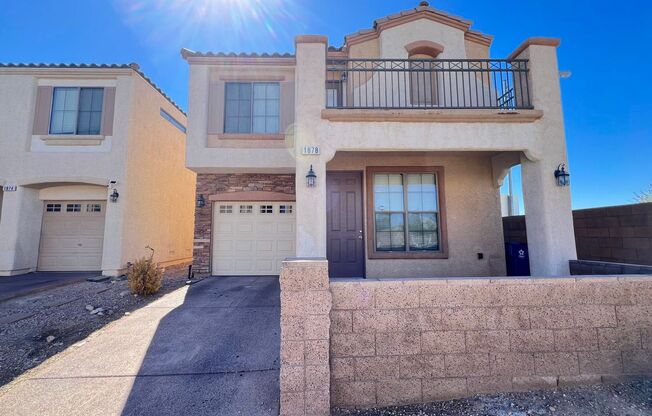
[{"x1": 325, "y1": 58, "x2": 533, "y2": 110}]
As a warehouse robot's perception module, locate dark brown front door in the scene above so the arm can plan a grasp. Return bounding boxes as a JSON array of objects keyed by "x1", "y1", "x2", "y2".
[{"x1": 327, "y1": 172, "x2": 365, "y2": 278}]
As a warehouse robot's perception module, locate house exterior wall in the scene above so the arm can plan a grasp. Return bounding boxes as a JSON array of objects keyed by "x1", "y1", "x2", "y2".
[
  {"x1": 0, "y1": 68, "x2": 193, "y2": 276},
  {"x1": 192, "y1": 173, "x2": 295, "y2": 274},
  {"x1": 328, "y1": 152, "x2": 506, "y2": 277},
  {"x1": 121, "y1": 75, "x2": 195, "y2": 271}
]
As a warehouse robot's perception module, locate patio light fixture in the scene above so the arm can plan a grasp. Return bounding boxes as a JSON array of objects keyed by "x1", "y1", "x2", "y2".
[
  {"x1": 306, "y1": 165, "x2": 317, "y2": 188},
  {"x1": 196, "y1": 194, "x2": 205, "y2": 208},
  {"x1": 554, "y1": 164, "x2": 570, "y2": 187},
  {"x1": 110, "y1": 188, "x2": 120, "y2": 202}
]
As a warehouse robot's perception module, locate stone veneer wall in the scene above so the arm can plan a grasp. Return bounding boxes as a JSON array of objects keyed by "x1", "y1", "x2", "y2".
[
  {"x1": 192, "y1": 173, "x2": 295, "y2": 274},
  {"x1": 503, "y1": 202, "x2": 652, "y2": 266},
  {"x1": 327, "y1": 276, "x2": 652, "y2": 409}
]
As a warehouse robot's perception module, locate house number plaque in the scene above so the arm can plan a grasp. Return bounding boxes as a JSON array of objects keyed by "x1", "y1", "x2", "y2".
[
  {"x1": 2, "y1": 185, "x2": 17, "y2": 192},
  {"x1": 301, "y1": 146, "x2": 320, "y2": 155}
]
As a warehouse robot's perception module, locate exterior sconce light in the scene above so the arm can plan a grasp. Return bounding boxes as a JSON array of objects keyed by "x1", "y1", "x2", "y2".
[
  {"x1": 109, "y1": 188, "x2": 120, "y2": 202},
  {"x1": 196, "y1": 194, "x2": 205, "y2": 208},
  {"x1": 306, "y1": 165, "x2": 317, "y2": 188},
  {"x1": 554, "y1": 164, "x2": 570, "y2": 187}
]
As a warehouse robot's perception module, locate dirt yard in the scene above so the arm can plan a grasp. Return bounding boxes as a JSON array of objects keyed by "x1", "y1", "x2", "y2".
[
  {"x1": 332, "y1": 380, "x2": 652, "y2": 416},
  {"x1": 0, "y1": 269, "x2": 189, "y2": 386}
]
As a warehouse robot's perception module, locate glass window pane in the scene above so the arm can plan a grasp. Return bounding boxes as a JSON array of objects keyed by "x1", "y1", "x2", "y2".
[
  {"x1": 409, "y1": 231, "x2": 438, "y2": 250},
  {"x1": 265, "y1": 116, "x2": 279, "y2": 133},
  {"x1": 224, "y1": 117, "x2": 238, "y2": 133},
  {"x1": 408, "y1": 192, "x2": 423, "y2": 211},
  {"x1": 52, "y1": 88, "x2": 67, "y2": 111},
  {"x1": 388, "y1": 174, "x2": 403, "y2": 192},
  {"x1": 238, "y1": 117, "x2": 251, "y2": 133},
  {"x1": 376, "y1": 231, "x2": 391, "y2": 251},
  {"x1": 389, "y1": 213, "x2": 404, "y2": 232},
  {"x1": 50, "y1": 111, "x2": 64, "y2": 133},
  {"x1": 375, "y1": 193, "x2": 389, "y2": 212},
  {"x1": 225, "y1": 83, "x2": 239, "y2": 99},
  {"x1": 253, "y1": 84, "x2": 266, "y2": 99},
  {"x1": 91, "y1": 89, "x2": 104, "y2": 111},
  {"x1": 252, "y1": 116, "x2": 266, "y2": 133},
  {"x1": 238, "y1": 99, "x2": 251, "y2": 116},
  {"x1": 89, "y1": 112, "x2": 102, "y2": 134},
  {"x1": 422, "y1": 192, "x2": 437, "y2": 211},
  {"x1": 266, "y1": 100, "x2": 279, "y2": 116},
  {"x1": 375, "y1": 213, "x2": 390, "y2": 231},
  {"x1": 62, "y1": 111, "x2": 77, "y2": 133},
  {"x1": 408, "y1": 213, "x2": 422, "y2": 232},
  {"x1": 225, "y1": 100, "x2": 239, "y2": 117},
  {"x1": 253, "y1": 100, "x2": 266, "y2": 116},
  {"x1": 374, "y1": 174, "x2": 389, "y2": 193},
  {"x1": 388, "y1": 192, "x2": 404, "y2": 211},
  {"x1": 390, "y1": 231, "x2": 405, "y2": 250},
  {"x1": 239, "y1": 83, "x2": 251, "y2": 98},
  {"x1": 63, "y1": 89, "x2": 79, "y2": 111},
  {"x1": 77, "y1": 112, "x2": 91, "y2": 134},
  {"x1": 79, "y1": 89, "x2": 92, "y2": 111},
  {"x1": 266, "y1": 83, "x2": 279, "y2": 99},
  {"x1": 421, "y1": 213, "x2": 438, "y2": 231}
]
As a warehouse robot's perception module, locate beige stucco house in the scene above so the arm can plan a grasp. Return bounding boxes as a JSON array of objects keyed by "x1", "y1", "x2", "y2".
[
  {"x1": 183, "y1": 2, "x2": 576, "y2": 278},
  {"x1": 0, "y1": 64, "x2": 196, "y2": 276}
]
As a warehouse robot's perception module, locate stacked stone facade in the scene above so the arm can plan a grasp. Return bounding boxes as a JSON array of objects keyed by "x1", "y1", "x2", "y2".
[{"x1": 192, "y1": 173, "x2": 295, "y2": 275}]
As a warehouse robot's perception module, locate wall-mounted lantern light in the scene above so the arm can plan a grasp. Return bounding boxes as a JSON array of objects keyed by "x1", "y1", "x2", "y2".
[
  {"x1": 196, "y1": 194, "x2": 205, "y2": 208},
  {"x1": 306, "y1": 165, "x2": 317, "y2": 188},
  {"x1": 554, "y1": 164, "x2": 570, "y2": 187},
  {"x1": 110, "y1": 188, "x2": 120, "y2": 202}
]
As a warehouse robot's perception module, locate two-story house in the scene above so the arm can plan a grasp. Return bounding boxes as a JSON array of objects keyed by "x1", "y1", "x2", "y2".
[
  {"x1": 0, "y1": 64, "x2": 196, "y2": 276},
  {"x1": 184, "y1": 2, "x2": 576, "y2": 278}
]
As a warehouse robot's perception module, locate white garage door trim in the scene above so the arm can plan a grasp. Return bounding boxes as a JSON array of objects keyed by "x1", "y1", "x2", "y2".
[
  {"x1": 211, "y1": 201, "x2": 295, "y2": 276},
  {"x1": 38, "y1": 200, "x2": 105, "y2": 271}
]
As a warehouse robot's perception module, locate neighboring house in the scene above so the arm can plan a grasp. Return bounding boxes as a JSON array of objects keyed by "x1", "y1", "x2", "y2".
[
  {"x1": 183, "y1": 2, "x2": 576, "y2": 278},
  {"x1": 0, "y1": 64, "x2": 196, "y2": 276}
]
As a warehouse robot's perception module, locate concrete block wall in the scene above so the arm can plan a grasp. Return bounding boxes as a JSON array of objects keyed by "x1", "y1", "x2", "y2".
[
  {"x1": 327, "y1": 276, "x2": 652, "y2": 409},
  {"x1": 279, "y1": 259, "x2": 332, "y2": 416},
  {"x1": 503, "y1": 202, "x2": 652, "y2": 266}
]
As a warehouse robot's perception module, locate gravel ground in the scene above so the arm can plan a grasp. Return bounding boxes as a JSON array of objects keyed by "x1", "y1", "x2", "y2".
[
  {"x1": 0, "y1": 269, "x2": 190, "y2": 386},
  {"x1": 332, "y1": 380, "x2": 652, "y2": 416}
]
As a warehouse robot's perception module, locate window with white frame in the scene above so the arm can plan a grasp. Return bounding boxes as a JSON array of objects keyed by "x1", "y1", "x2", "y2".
[
  {"x1": 279, "y1": 205, "x2": 293, "y2": 214},
  {"x1": 239, "y1": 205, "x2": 253, "y2": 214},
  {"x1": 49, "y1": 87, "x2": 104, "y2": 135},
  {"x1": 66, "y1": 203, "x2": 82, "y2": 213},
  {"x1": 46, "y1": 203, "x2": 61, "y2": 212},
  {"x1": 224, "y1": 82, "x2": 279, "y2": 134},
  {"x1": 86, "y1": 204, "x2": 102, "y2": 212},
  {"x1": 260, "y1": 205, "x2": 273, "y2": 214},
  {"x1": 219, "y1": 205, "x2": 233, "y2": 214}
]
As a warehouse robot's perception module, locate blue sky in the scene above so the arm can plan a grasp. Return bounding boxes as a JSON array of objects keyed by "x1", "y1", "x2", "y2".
[{"x1": 1, "y1": 0, "x2": 650, "y2": 209}]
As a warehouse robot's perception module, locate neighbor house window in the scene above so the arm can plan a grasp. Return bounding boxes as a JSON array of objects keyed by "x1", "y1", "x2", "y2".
[
  {"x1": 66, "y1": 204, "x2": 82, "y2": 212},
  {"x1": 224, "y1": 82, "x2": 279, "y2": 134},
  {"x1": 49, "y1": 87, "x2": 104, "y2": 135},
  {"x1": 367, "y1": 167, "x2": 447, "y2": 259}
]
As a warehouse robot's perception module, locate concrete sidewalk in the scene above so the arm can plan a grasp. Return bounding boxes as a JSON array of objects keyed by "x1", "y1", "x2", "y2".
[{"x1": 0, "y1": 276, "x2": 281, "y2": 416}]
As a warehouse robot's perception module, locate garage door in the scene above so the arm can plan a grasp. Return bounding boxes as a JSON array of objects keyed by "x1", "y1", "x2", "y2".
[
  {"x1": 212, "y1": 202, "x2": 295, "y2": 275},
  {"x1": 38, "y1": 201, "x2": 105, "y2": 271}
]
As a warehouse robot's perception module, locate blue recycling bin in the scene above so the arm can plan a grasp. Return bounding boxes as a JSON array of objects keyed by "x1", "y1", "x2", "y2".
[{"x1": 505, "y1": 242, "x2": 531, "y2": 276}]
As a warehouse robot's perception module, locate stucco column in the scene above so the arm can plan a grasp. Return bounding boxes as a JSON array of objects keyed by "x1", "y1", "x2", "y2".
[
  {"x1": 512, "y1": 39, "x2": 577, "y2": 276},
  {"x1": 294, "y1": 36, "x2": 329, "y2": 257},
  {"x1": 0, "y1": 186, "x2": 42, "y2": 276}
]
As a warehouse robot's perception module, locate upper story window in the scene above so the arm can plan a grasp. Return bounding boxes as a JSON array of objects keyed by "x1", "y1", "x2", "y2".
[
  {"x1": 49, "y1": 87, "x2": 104, "y2": 135},
  {"x1": 224, "y1": 82, "x2": 279, "y2": 134}
]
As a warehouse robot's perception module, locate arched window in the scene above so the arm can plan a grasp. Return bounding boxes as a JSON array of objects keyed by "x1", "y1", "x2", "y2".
[{"x1": 405, "y1": 41, "x2": 444, "y2": 106}]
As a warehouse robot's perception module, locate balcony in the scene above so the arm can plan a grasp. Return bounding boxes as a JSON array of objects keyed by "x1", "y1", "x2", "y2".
[{"x1": 325, "y1": 58, "x2": 533, "y2": 111}]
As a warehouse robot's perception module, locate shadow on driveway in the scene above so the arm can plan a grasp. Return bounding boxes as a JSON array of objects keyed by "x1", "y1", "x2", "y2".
[
  {"x1": 121, "y1": 276, "x2": 281, "y2": 416},
  {"x1": 0, "y1": 271, "x2": 100, "y2": 302}
]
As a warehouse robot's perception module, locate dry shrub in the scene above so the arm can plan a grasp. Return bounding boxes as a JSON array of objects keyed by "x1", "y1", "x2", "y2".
[{"x1": 127, "y1": 255, "x2": 162, "y2": 296}]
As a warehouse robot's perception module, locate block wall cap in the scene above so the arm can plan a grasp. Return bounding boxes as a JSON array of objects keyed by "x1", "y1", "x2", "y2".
[{"x1": 508, "y1": 37, "x2": 561, "y2": 60}]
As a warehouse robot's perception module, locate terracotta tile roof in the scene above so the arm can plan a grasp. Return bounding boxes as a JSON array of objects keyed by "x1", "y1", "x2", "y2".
[
  {"x1": 180, "y1": 48, "x2": 294, "y2": 59},
  {"x1": 0, "y1": 62, "x2": 185, "y2": 115}
]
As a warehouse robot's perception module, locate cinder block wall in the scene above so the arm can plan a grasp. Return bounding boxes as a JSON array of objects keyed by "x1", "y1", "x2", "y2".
[
  {"x1": 328, "y1": 277, "x2": 652, "y2": 409},
  {"x1": 503, "y1": 203, "x2": 652, "y2": 265}
]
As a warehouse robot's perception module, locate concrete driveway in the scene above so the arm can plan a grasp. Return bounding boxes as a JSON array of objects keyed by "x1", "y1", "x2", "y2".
[
  {"x1": 0, "y1": 276, "x2": 281, "y2": 416},
  {"x1": 0, "y1": 271, "x2": 100, "y2": 302}
]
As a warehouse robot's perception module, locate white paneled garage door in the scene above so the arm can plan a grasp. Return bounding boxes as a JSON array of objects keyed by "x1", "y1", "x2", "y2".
[
  {"x1": 38, "y1": 201, "x2": 105, "y2": 271},
  {"x1": 212, "y1": 202, "x2": 295, "y2": 275}
]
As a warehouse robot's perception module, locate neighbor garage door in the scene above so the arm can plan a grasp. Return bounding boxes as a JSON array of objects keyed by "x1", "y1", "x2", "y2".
[
  {"x1": 212, "y1": 202, "x2": 295, "y2": 275},
  {"x1": 38, "y1": 201, "x2": 105, "y2": 271}
]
